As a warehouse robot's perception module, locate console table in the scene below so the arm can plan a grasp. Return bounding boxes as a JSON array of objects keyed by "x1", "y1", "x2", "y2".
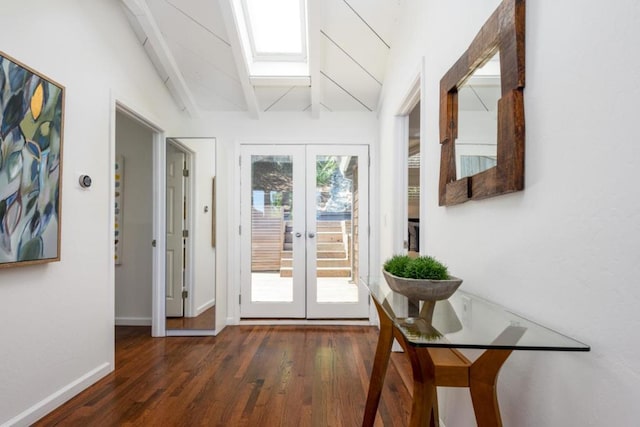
[{"x1": 361, "y1": 277, "x2": 590, "y2": 427}]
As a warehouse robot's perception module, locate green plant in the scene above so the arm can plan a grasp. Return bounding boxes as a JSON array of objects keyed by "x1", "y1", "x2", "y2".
[
  {"x1": 383, "y1": 255, "x2": 450, "y2": 280},
  {"x1": 383, "y1": 254, "x2": 412, "y2": 277},
  {"x1": 316, "y1": 158, "x2": 338, "y2": 187}
]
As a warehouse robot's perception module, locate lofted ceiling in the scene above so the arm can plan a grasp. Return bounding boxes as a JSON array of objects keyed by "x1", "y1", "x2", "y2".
[{"x1": 120, "y1": 0, "x2": 400, "y2": 117}]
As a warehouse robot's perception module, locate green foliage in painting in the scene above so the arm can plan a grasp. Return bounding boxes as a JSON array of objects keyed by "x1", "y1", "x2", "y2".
[{"x1": 0, "y1": 53, "x2": 63, "y2": 265}]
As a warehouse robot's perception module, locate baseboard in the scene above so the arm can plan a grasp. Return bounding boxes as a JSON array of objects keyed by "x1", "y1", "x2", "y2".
[
  {"x1": 115, "y1": 316, "x2": 152, "y2": 326},
  {"x1": 196, "y1": 299, "x2": 215, "y2": 316},
  {"x1": 1, "y1": 362, "x2": 112, "y2": 427}
]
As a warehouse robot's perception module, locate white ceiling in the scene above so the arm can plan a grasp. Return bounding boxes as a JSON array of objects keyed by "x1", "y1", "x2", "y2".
[{"x1": 121, "y1": 0, "x2": 401, "y2": 116}]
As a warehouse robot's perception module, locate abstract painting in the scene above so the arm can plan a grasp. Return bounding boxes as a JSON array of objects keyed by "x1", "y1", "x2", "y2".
[{"x1": 0, "y1": 52, "x2": 64, "y2": 268}]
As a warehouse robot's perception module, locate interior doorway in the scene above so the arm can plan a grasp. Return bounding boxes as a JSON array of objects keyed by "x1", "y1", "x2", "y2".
[
  {"x1": 112, "y1": 103, "x2": 167, "y2": 337},
  {"x1": 113, "y1": 109, "x2": 156, "y2": 327},
  {"x1": 239, "y1": 144, "x2": 370, "y2": 319},
  {"x1": 407, "y1": 102, "x2": 421, "y2": 257}
]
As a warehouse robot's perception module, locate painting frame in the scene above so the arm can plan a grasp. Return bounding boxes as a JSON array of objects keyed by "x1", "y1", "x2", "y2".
[{"x1": 0, "y1": 51, "x2": 65, "y2": 269}]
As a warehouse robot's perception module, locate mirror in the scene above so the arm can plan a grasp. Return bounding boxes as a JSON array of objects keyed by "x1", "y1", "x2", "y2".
[
  {"x1": 165, "y1": 137, "x2": 217, "y2": 331},
  {"x1": 439, "y1": 0, "x2": 525, "y2": 205},
  {"x1": 455, "y1": 52, "x2": 500, "y2": 180}
]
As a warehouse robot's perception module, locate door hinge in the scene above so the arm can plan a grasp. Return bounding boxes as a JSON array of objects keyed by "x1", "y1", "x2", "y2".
[
  {"x1": 182, "y1": 289, "x2": 188, "y2": 299},
  {"x1": 239, "y1": 156, "x2": 241, "y2": 166},
  {"x1": 151, "y1": 239, "x2": 156, "y2": 247},
  {"x1": 183, "y1": 169, "x2": 189, "y2": 177},
  {"x1": 239, "y1": 225, "x2": 242, "y2": 235},
  {"x1": 183, "y1": 229, "x2": 189, "y2": 238},
  {"x1": 239, "y1": 294, "x2": 242, "y2": 305}
]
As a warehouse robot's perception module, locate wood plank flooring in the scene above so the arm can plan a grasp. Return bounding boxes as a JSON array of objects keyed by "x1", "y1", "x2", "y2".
[
  {"x1": 35, "y1": 325, "x2": 412, "y2": 426},
  {"x1": 166, "y1": 306, "x2": 216, "y2": 330}
]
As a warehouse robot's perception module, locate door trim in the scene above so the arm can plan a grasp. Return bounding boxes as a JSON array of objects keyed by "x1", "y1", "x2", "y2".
[
  {"x1": 111, "y1": 96, "x2": 166, "y2": 337},
  {"x1": 394, "y1": 60, "x2": 424, "y2": 256}
]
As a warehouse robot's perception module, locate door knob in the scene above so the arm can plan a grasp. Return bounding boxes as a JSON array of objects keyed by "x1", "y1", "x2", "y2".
[
  {"x1": 295, "y1": 232, "x2": 302, "y2": 238},
  {"x1": 308, "y1": 232, "x2": 315, "y2": 238}
]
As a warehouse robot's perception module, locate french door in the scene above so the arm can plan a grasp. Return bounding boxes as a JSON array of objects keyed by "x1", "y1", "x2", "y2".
[{"x1": 240, "y1": 145, "x2": 369, "y2": 319}]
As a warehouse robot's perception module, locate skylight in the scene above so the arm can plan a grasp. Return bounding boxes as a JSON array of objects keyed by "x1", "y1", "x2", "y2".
[
  {"x1": 232, "y1": 0, "x2": 310, "y2": 82},
  {"x1": 242, "y1": 0, "x2": 307, "y2": 60}
]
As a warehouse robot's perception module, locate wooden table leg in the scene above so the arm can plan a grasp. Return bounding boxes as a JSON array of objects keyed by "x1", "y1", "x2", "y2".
[
  {"x1": 469, "y1": 349, "x2": 512, "y2": 427},
  {"x1": 362, "y1": 301, "x2": 395, "y2": 427},
  {"x1": 400, "y1": 338, "x2": 438, "y2": 427},
  {"x1": 469, "y1": 326, "x2": 526, "y2": 427}
]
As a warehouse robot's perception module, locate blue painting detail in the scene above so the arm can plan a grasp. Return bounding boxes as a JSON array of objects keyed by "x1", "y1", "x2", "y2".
[{"x1": 0, "y1": 52, "x2": 64, "y2": 266}]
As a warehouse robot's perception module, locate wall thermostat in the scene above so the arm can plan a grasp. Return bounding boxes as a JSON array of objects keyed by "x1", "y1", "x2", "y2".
[{"x1": 79, "y1": 175, "x2": 92, "y2": 188}]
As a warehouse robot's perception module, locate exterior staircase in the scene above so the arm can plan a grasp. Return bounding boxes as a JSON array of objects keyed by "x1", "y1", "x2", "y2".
[{"x1": 279, "y1": 220, "x2": 351, "y2": 278}]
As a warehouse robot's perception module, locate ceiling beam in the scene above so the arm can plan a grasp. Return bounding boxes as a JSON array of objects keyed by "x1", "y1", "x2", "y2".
[
  {"x1": 218, "y1": 0, "x2": 260, "y2": 119},
  {"x1": 120, "y1": 0, "x2": 200, "y2": 117},
  {"x1": 307, "y1": 0, "x2": 322, "y2": 118}
]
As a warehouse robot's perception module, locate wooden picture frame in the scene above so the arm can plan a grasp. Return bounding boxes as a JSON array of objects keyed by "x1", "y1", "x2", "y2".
[
  {"x1": 439, "y1": 0, "x2": 525, "y2": 206},
  {"x1": 0, "y1": 51, "x2": 65, "y2": 268}
]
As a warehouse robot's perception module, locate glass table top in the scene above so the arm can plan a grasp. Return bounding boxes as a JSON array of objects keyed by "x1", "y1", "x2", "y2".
[{"x1": 362, "y1": 276, "x2": 590, "y2": 351}]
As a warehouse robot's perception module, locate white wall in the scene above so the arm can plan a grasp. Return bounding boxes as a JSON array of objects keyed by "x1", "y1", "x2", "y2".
[
  {"x1": 115, "y1": 112, "x2": 153, "y2": 325},
  {"x1": 378, "y1": 0, "x2": 640, "y2": 426},
  {"x1": 178, "y1": 138, "x2": 216, "y2": 315},
  {"x1": 0, "y1": 1, "x2": 189, "y2": 425},
  {"x1": 189, "y1": 111, "x2": 379, "y2": 324}
]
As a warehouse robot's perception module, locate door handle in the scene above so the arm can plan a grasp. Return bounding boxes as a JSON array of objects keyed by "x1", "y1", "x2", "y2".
[
  {"x1": 308, "y1": 232, "x2": 315, "y2": 238},
  {"x1": 295, "y1": 232, "x2": 302, "y2": 238}
]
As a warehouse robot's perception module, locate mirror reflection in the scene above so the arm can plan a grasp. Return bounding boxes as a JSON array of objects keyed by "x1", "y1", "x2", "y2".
[
  {"x1": 165, "y1": 137, "x2": 216, "y2": 331},
  {"x1": 455, "y1": 52, "x2": 501, "y2": 180}
]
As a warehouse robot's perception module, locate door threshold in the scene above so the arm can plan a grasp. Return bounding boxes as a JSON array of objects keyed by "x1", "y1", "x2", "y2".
[{"x1": 239, "y1": 319, "x2": 372, "y2": 326}]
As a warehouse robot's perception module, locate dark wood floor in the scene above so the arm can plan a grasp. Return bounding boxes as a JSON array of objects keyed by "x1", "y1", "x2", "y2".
[
  {"x1": 35, "y1": 325, "x2": 412, "y2": 426},
  {"x1": 166, "y1": 306, "x2": 216, "y2": 330}
]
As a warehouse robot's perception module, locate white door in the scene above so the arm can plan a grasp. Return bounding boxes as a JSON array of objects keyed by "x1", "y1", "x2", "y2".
[
  {"x1": 166, "y1": 143, "x2": 185, "y2": 317},
  {"x1": 240, "y1": 145, "x2": 369, "y2": 319}
]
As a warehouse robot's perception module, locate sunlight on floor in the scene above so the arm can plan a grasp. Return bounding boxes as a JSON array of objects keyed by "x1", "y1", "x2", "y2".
[{"x1": 251, "y1": 272, "x2": 358, "y2": 303}]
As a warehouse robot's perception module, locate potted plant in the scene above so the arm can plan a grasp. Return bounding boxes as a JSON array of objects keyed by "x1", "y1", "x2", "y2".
[{"x1": 382, "y1": 254, "x2": 463, "y2": 301}]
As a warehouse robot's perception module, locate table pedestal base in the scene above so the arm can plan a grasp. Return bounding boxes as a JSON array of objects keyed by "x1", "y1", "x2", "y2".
[{"x1": 363, "y1": 299, "x2": 518, "y2": 427}]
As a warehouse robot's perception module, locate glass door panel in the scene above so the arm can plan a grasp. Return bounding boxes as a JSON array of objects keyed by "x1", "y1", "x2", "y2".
[
  {"x1": 306, "y1": 146, "x2": 369, "y2": 319},
  {"x1": 240, "y1": 145, "x2": 369, "y2": 319},
  {"x1": 240, "y1": 146, "x2": 306, "y2": 318}
]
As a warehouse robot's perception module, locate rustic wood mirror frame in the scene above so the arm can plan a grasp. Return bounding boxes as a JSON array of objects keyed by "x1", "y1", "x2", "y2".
[{"x1": 439, "y1": 0, "x2": 525, "y2": 206}]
